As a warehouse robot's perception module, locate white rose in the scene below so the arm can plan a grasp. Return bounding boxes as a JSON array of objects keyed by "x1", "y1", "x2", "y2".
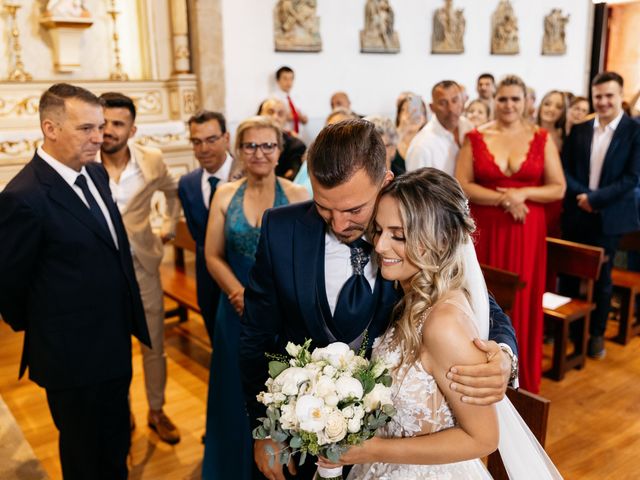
[
  {"x1": 273, "y1": 392, "x2": 286, "y2": 404},
  {"x1": 323, "y1": 364, "x2": 337, "y2": 378},
  {"x1": 324, "y1": 393, "x2": 339, "y2": 407},
  {"x1": 280, "y1": 402, "x2": 298, "y2": 430},
  {"x1": 363, "y1": 383, "x2": 393, "y2": 412},
  {"x1": 286, "y1": 342, "x2": 301, "y2": 357},
  {"x1": 274, "y1": 367, "x2": 311, "y2": 396},
  {"x1": 295, "y1": 395, "x2": 327, "y2": 432},
  {"x1": 323, "y1": 411, "x2": 348, "y2": 443},
  {"x1": 320, "y1": 342, "x2": 353, "y2": 368},
  {"x1": 335, "y1": 376, "x2": 364, "y2": 401},
  {"x1": 347, "y1": 416, "x2": 362, "y2": 433},
  {"x1": 311, "y1": 346, "x2": 327, "y2": 362},
  {"x1": 341, "y1": 406, "x2": 354, "y2": 419},
  {"x1": 314, "y1": 375, "x2": 337, "y2": 399},
  {"x1": 353, "y1": 404, "x2": 365, "y2": 420}
]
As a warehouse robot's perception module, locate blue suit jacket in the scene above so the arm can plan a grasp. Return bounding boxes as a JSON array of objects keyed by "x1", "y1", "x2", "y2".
[
  {"x1": 240, "y1": 201, "x2": 518, "y2": 428},
  {"x1": 562, "y1": 114, "x2": 640, "y2": 236},
  {"x1": 177, "y1": 168, "x2": 220, "y2": 328},
  {"x1": 0, "y1": 154, "x2": 150, "y2": 390}
]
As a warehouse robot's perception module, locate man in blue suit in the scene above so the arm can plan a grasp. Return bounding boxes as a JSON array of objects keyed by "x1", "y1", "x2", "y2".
[
  {"x1": 562, "y1": 71, "x2": 640, "y2": 359},
  {"x1": 0, "y1": 84, "x2": 150, "y2": 479},
  {"x1": 178, "y1": 110, "x2": 241, "y2": 343},
  {"x1": 241, "y1": 120, "x2": 519, "y2": 480}
]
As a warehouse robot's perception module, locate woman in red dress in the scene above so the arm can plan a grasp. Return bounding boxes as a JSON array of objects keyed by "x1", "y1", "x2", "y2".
[{"x1": 455, "y1": 75, "x2": 566, "y2": 393}]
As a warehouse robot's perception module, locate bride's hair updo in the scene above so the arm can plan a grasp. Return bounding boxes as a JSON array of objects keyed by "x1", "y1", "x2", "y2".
[{"x1": 372, "y1": 168, "x2": 476, "y2": 363}]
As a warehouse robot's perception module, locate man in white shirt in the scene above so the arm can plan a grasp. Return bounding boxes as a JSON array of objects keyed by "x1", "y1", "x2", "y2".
[
  {"x1": 98, "y1": 92, "x2": 182, "y2": 444},
  {"x1": 561, "y1": 71, "x2": 640, "y2": 359},
  {"x1": 405, "y1": 80, "x2": 473, "y2": 175}
]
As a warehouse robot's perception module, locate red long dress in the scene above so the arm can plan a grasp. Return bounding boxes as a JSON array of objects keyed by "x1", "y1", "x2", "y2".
[{"x1": 467, "y1": 128, "x2": 548, "y2": 393}]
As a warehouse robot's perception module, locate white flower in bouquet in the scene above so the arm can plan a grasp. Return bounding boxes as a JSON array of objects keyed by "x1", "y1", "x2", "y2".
[
  {"x1": 363, "y1": 382, "x2": 393, "y2": 412},
  {"x1": 370, "y1": 359, "x2": 387, "y2": 379},
  {"x1": 341, "y1": 406, "x2": 354, "y2": 419},
  {"x1": 295, "y1": 394, "x2": 328, "y2": 432},
  {"x1": 335, "y1": 376, "x2": 364, "y2": 401},
  {"x1": 322, "y1": 364, "x2": 337, "y2": 378},
  {"x1": 274, "y1": 367, "x2": 311, "y2": 396},
  {"x1": 312, "y1": 342, "x2": 355, "y2": 369},
  {"x1": 347, "y1": 416, "x2": 362, "y2": 433},
  {"x1": 323, "y1": 410, "x2": 348, "y2": 443},
  {"x1": 280, "y1": 402, "x2": 298, "y2": 430},
  {"x1": 315, "y1": 375, "x2": 338, "y2": 399},
  {"x1": 285, "y1": 341, "x2": 301, "y2": 357}
]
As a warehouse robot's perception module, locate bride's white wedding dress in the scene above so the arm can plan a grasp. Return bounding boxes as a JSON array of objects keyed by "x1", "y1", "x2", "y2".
[{"x1": 348, "y1": 298, "x2": 492, "y2": 480}]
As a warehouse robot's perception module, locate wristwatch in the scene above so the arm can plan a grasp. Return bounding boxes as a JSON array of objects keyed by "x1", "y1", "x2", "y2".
[{"x1": 499, "y1": 343, "x2": 519, "y2": 386}]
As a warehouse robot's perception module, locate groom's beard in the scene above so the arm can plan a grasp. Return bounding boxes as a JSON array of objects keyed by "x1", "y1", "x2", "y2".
[{"x1": 333, "y1": 224, "x2": 366, "y2": 244}]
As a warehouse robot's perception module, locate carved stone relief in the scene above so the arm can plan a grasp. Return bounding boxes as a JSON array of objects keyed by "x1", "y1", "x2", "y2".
[
  {"x1": 274, "y1": 0, "x2": 322, "y2": 52},
  {"x1": 431, "y1": 0, "x2": 465, "y2": 54},
  {"x1": 542, "y1": 8, "x2": 569, "y2": 55},
  {"x1": 491, "y1": 0, "x2": 519, "y2": 55},
  {"x1": 360, "y1": 0, "x2": 400, "y2": 53}
]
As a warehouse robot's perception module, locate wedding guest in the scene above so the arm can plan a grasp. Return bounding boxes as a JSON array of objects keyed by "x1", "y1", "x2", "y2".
[
  {"x1": 273, "y1": 65, "x2": 308, "y2": 135},
  {"x1": 202, "y1": 116, "x2": 308, "y2": 480},
  {"x1": 465, "y1": 99, "x2": 490, "y2": 128},
  {"x1": 330, "y1": 91, "x2": 351, "y2": 111},
  {"x1": 257, "y1": 97, "x2": 306, "y2": 179},
  {"x1": 537, "y1": 90, "x2": 568, "y2": 151},
  {"x1": 566, "y1": 96, "x2": 590, "y2": 135},
  {"x1": 241, "y1": 119, "x2": 518, "y2": 480},
  {"x1": 326, "y1": 107, "x2": 358, "y2": 125},
  {"x1": 98, "y1": 92, "x2": 181, "y2": 444},
  {"x1": 406, "y1": 80, "x2": 472, "y2": 175},
  {"x1": 395, "y1": 93, "x2": 428, "y2": 171},
  {"x1": 525, "y1": 86, "x2": 537, "y2": 123},
  {"x1": 456, "y1": 74, "x2": 566, "y2": 393},
  {"x1": 364, "y1": 115, "x2": 400, "y2": 173},
  {"x1": 476, "y1": 73, "x2": 496, "y2": 118}
]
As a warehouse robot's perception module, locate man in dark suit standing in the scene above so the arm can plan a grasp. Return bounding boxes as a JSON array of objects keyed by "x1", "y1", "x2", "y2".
[
  {"x1": 240, "y1": 119, "x2": 519, "y2": 480},
  {"x1": 178, "y1": 110, "x2": 241, "y2": 343},
  {"x1": 0, "y1": 83, "x2": 150, "y2": 479},
  {"x1": 562, "y1": 71, "x2": 640, "y2": 359}
]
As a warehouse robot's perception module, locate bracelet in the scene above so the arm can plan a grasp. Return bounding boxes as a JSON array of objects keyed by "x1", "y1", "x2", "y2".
[{"x1": 499, "y1": 345, "x2": 519, "y2": 385}]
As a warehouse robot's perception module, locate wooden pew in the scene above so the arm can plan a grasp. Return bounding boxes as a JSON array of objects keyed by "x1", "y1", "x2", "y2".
[
  {"x1": 544, "y1": 237, "x2": 604, "y2": 381},
  {"x1": 611, "y1": 231, "x2": 640, "y2": 344},
  {"x1": 487, "y1": 387, "x2": 551, "y2": 479},
  {"x1": 480, "y1": 264, "x2": 525, "y2": 318},
  {"x1": 160, "y1": 220, "x2": 199, "y2": 322}
]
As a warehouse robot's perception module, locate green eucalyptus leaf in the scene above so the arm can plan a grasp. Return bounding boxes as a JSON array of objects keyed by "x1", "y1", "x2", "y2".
[
  {"x1": 290, "y1": 436, "x2": 302, "y2": 449},
  {"x1": 299, "y1": 450, "x2": 307, "y2": 465},
  {"x1": 268, "y1": 360, "x2": 289, "y2": 379}
]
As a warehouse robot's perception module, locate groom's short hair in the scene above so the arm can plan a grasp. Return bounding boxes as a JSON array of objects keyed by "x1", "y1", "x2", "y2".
[{"x1": 307, "y1": 119, "x2": 386, "y2": 188}]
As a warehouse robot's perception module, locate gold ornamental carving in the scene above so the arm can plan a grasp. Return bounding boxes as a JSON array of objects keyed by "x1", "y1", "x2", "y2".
[
  {"x1": 131, "y1": 92, "x2": 162, "y2": 115},
  {"x1": 0, "y1": 96, "x2": 40, "y2": 117},
  {"x1": 4, "y1": 2, "x2": 32, "y2": 81},
  {"x1": 182, "y1": 90, "x2": 197, "y2": 114},
  {"x1": 0, "y1": 138, "x2": 41, "y2": 156}
]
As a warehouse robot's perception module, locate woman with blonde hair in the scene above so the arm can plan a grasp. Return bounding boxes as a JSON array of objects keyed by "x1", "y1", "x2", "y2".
[
  {"x1": 456, "y1": 75, "x2": 566, "y2": 393},
  {"x1": 202, "y1": 116, "x2": 308, "y2": 479}
]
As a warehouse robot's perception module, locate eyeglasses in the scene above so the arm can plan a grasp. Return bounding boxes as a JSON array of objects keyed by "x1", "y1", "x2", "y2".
[
  {"x1": 190, "y1": 134, "x2": 223, "y2": 147},
  {"x1": 240, "y1": 142, "x2": 278, "y2": 155}
]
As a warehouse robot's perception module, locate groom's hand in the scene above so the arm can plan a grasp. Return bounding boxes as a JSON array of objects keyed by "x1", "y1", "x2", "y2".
[
  {"x1": 254, "y1": 439, "x2": 297, "y2": 480},
  {"x1": 446, "y1": 339, "x2": 510, "y2": 405}
]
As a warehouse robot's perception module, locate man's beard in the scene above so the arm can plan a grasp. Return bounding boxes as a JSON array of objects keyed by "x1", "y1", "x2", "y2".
[
  {"x1": 333, "y1": 224, "x2": 365, "y2": 244},
  {"x1": 101, "y1": 137, "x2": 127, "y2": 154}
]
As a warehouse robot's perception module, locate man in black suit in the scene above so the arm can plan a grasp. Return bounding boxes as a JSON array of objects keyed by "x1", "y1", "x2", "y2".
[
  {"x1": 562, "y1": 71, "x2": 640, "y2": 359},
  {"x1": 0, "y1": 83, "x2": 150, "y2": 479},
  {"x1": 241, "y1": 120, "x2": 519, "y2": 480}
]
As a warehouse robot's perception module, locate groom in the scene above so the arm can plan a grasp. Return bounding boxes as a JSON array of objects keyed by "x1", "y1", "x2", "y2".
[{"x1": 240, "y1": 119, "x2": 518, "y2": 480}]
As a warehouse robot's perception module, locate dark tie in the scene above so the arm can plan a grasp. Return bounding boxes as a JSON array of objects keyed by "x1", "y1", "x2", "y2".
[
  {"x1": 208, "y1": 176, "x2": 220, "y2": 207},
  {"x1": 333, "y1": 238, "x2": 375, "y2": 334},
  {"x1": 74, "y1": 174, "x2": 112, "y2": 241}
]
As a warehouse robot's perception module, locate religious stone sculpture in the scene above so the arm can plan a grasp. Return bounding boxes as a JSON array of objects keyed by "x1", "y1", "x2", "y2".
[
  {"x1": 542, "y1": 8, "x2": 570, "y2": 55},
  {"x1": 274, "y1": 0, "x2": 322, "y2": 52},
  {"x1": 491, "y1": 0, "x2": 519, "y2": 55},
  {"x1": 44, "y1": 0, "x2": 90, "y2": 18},
  {"x1": 360, "y1": 0, "x2": 400, "y2": 53},
  {"x1": 431, "y1": 0, "x2": 465, "y2": 54}
]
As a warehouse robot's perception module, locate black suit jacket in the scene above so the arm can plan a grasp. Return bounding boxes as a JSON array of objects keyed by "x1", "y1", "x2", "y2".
[
  {"x1": 0, "y1": 154, "x2": 150, "y2": 390},
  {"x1": 240, "y1": 201, "x2": 518, "y2": 428},
  {"x1": 562, "y1": 114, "x2": 640, "y2": 236}
]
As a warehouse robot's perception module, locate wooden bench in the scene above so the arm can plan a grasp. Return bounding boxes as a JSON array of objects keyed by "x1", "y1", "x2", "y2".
[
  {"x1": 544, "y1": 237, "x2": 604, "y2": 381},
  {"x1": 160, "y1": 220, "x2": 199, "y2": 322},
  {"x1": 611, "y1": 231, "x2": 640, "y2": 345},
  {"x1": 487, "y1": 387, "x2": 551, "y2": 479},
  {"x1": 481, "y1": 264, "x2": 525, "y2": 318}
]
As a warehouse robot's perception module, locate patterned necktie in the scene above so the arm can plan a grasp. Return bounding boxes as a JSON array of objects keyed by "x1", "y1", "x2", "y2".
[
  {"x1": 333, "y1": 237, "x2": 375, "y2": 332},
  {"x1": 74, "y1": 174, "x2": 113, "y2": 243},
  {"x1": 208, "y1": 176, "x2": 220, "y2": 207}
]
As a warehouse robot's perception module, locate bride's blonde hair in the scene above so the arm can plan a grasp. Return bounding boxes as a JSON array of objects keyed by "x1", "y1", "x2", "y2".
[{"x1": 372, "y1": 168, "x2": 476, "y2": 365}]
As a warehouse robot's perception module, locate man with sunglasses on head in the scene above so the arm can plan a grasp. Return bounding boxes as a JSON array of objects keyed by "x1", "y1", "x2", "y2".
[{"x1": 178, "y1": 110, "x2": 242, "y2": 344}]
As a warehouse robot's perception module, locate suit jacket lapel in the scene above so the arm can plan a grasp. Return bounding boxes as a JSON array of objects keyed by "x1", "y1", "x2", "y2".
[
  {"x1": 293, "y1": 204, "x2": 327, "y2": 341},
  {"x1": 33, "y1": 156, "x2": 116, "y2": 250},
  {"x1": 86, "y1": 165, "x2": 124, "y2": 250},
  {"x1": 599, "y1": 115, "x2": 629, "y2": 186}
]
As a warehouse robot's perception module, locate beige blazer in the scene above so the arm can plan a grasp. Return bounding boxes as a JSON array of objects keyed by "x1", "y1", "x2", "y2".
[{"x1": 120, "y1": 143, "x2": 180, "y2": 274}]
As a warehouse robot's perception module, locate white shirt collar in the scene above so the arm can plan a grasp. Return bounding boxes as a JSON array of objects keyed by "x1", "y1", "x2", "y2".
[
  {"x1": 38, "y1": 146, "x2": 88, "y2": 187},
  {"x1": 594, "y1": 110, "x2": 624, "y2": 132},
  {"x1": 203, "y1": 152, "x2": 233, "y2": 181}
]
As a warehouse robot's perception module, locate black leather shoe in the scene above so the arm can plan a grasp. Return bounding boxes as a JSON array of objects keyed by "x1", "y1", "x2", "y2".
[{"x1": 588, "y1": 335, "x2": 606, "y2": 359}]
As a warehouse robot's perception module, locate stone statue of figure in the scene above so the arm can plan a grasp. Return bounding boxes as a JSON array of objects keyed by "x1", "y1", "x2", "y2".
[
  {"x1": 361, "y1": 0, "x2": 400, "y2": 53},
  {"x1": 542, "y1": 8, "x2": 570, "y2": 55},
  {"x1": 45, "y1": 0, "x2": 90, "y2": 18},
  {"x1": 432, "y1": 0, "x2": 465, "y2": 54},
  {"x1": 274, "y1": 0, "x2": 322, "y2": 52},
  {"x1": 491, "y1": 0, "x2": 519, "y2": 54}
]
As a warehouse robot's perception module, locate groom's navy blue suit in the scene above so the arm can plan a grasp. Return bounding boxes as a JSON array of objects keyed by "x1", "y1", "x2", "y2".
[{"x1": 240, "y1": 201, "x2": 518, "y2": 438}]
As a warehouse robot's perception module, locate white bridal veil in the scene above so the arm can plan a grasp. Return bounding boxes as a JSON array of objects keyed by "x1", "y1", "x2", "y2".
[{"x1": 462, "y1": 241, "x2": 563, "y2": 480}]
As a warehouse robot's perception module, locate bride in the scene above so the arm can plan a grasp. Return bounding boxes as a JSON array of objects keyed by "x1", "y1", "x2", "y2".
[{"x1": 319, "y1": 167, "x2": 561, "y2": 479}]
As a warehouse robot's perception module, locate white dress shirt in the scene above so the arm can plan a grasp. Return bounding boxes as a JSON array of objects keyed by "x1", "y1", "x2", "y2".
[
  {"x1": 589, "y1": 111, "x2": 624, "y2": 190},
  {"x1": 201, "y1": 153, "x2": 233, "y2": 209},
  {"x1": 405, "y1": 115, "x2": 473, "y2": 175},
  {"x1": 97, "y1": 144, "x2": 144, "y2": 213},
  {"x1": 38, "y1": 146, "x2": 119, "y2": 248},
  {"x1": 324, "y1": 230, "x2": 377, "y2": 315}
]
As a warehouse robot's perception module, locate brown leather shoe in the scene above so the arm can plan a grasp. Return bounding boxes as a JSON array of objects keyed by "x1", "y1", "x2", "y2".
[{"x1": 148, "y1": 410, "x2": 181, "y2": 445}]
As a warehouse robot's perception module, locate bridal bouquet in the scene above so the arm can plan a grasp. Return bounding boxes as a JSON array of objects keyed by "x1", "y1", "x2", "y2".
[{"x1": 253, "y1": 339, "x2": 396, "y2": 480}]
